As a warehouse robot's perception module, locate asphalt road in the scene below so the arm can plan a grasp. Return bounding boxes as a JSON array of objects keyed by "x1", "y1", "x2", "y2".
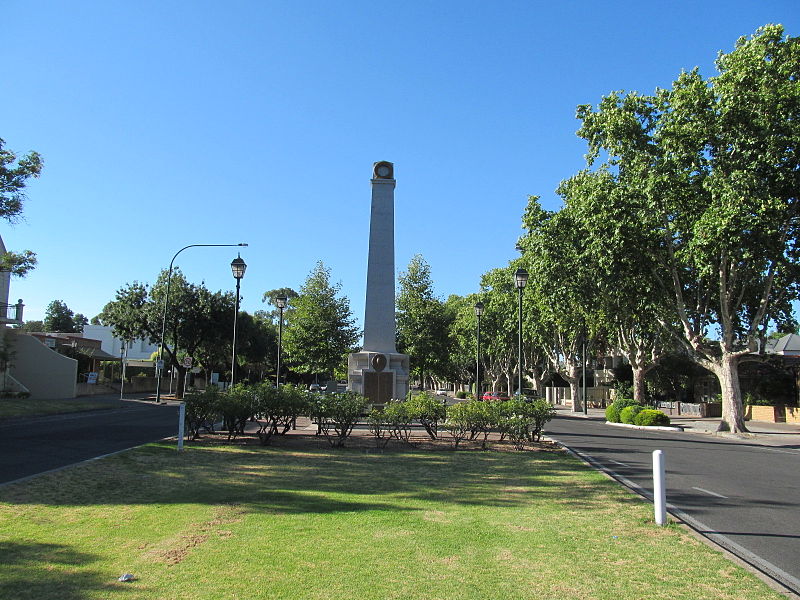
[
  {"x1": 0, "y1": 400, "x2": 179, "y2": 485},
  {"x1": 544, "y1": 414, "x2": 800, "y2": 596}
]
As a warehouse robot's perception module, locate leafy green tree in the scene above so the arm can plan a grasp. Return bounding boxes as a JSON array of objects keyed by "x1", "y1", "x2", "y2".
[
  {"x1": 519, "y1": 199, "x2": 594, "y2": 410},
  {"x1": 261, "y1": 287, "x2": 299, "y2": 322},
  {"x1": 234, "y1": 310, "x2": 278, "y2": 381},
  {"x1": 444, "y1": 293, "x2": 480, "y2": 393},
  {"x1": 396, "y1": 255, "x2": 451, "y2": 388},
  {"x1": 574, "y1": 25, "x2": 800, "y2": 431},
  {"x1": 100, "y1": 269, "x2": 236, "y2": 397},
  {"x1": 554, "y1": 170, "x2": 671, "y2": 403},
  {"x1": 0, "y1": 137, "x2": 42, "y2": 277},
  {"x1": 18, "y1": 320, "x2": 43, "y2": 332},
  {"x1": 476, "y1": 266, "x2": 519, "y2": 395},
  {"x1": 44, "y1": 300, "x2": 84, "y2": 333},
  {"x1": 283, "y1": 261, "x2": 359, "y2": 381}
]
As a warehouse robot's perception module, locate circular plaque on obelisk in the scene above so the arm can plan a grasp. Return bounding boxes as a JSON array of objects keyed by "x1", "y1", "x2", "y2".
[{"x1": 371, "y1": 354, "x2": 387, "y2": 372}]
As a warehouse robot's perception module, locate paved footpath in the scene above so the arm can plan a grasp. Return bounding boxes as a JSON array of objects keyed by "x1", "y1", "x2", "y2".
[{"x1": 545, "y1": 407, "x2": 800, "y2": 598}]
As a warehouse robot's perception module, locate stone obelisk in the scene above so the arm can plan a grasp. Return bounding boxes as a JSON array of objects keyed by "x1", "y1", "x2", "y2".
[{"x1": 347, "y1": 161, "x2": 409, "y2": 405}]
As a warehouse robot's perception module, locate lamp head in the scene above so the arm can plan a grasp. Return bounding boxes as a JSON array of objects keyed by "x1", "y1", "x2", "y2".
[
  {"x1": 231, "y1": 254, "x2": 247, "y2": 280},
  {"x1": 514, "y1": 268, "x2": 529, "y2": 289}
]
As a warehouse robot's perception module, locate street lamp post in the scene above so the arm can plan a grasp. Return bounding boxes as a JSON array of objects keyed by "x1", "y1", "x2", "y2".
[
  {"x1": 119, "y1": 340, "x2": 127, "y2": 405},
  {"x1": 155, "y1": 243, "x2": 248, "y2": 404},
  {"x1": 474, "y1": 301, "x2": 484, "y2": 400},
  {"x1": 514, "y1": 268, "x2": 529, "y2": 397},
  {"x1": 582, "y1": 318, "x2": 588, "y2": 415},
  {"x1": 230, "y1": 254, "x2": 247, "y2": 388},
  {"x1": 276, "y1": 295, "x2": 287, "y2": 388}
]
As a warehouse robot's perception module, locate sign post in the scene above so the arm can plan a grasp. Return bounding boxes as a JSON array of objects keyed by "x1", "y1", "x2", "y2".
[{"x1": 178, "y1": 402, "x2": 186, "y2": 452}]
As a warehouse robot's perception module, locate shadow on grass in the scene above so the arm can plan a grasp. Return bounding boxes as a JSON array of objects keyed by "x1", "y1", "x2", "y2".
[
  {"x1": 0, "y1": 541, "x2": 122, "y2": 600},
  {"x1": 0, "y1": 436, "x2": 642, "y2": 516}
]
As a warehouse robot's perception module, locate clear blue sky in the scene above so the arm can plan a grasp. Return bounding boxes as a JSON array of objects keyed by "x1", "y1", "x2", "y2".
[{"x1": 2, "y1": 1, "x2": 797, "y2": 331}]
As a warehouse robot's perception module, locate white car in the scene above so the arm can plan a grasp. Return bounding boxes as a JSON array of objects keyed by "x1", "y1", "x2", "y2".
[{"x1": 435, "y1": 389, "x2": 448, "y2": 396}]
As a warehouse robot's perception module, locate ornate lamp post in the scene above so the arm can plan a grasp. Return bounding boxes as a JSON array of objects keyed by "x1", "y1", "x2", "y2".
[
  {"x1": 514, "y1": 268, "x2": 529, "y2": 396},
  {"x1": 155, "y1": 243, "x2": 247, "y2": 403},
  {"x1": 276, "y1": 295, "x2": 287, "y2": 387},
  {"x1": 230, "y1": 254, "x2": 247, "y2": 387},
  {"x1": 474, "y1": 301, "x2": 484, "y2": 400}
]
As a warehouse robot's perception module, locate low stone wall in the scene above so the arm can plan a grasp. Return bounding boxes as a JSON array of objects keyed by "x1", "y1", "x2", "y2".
[
  {"x1": 657, "y1": 402, "x2": 722, "y2": 417},
  {"x1": 745, "y1": 404, "x2": 800, "y2": 424}
]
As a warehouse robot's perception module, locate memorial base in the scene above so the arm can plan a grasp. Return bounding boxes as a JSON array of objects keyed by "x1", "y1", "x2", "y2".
[{"x1": 347, "y1": 351, "x2": 409, "y2": 407}]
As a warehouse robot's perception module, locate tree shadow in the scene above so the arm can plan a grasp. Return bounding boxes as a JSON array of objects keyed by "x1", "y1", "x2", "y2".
[
  {"x1": 0, "y1": 541, "x2": 123, "y2": 600},
  {"x1": 0, "y1": 437, "x2": 641, "y2": 514}
]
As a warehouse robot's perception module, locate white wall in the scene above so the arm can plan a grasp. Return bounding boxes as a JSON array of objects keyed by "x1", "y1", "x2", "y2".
[
  {"x1": 82, "y1": 325, "x2": 158, "y2": 360},
  {"x1": 8, "y1": 330, "x2": 77, "y2": 399}
]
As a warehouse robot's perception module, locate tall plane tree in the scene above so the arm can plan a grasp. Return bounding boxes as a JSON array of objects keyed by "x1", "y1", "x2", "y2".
[{"x1": 575, "y1": 25, "x2": 800, "y2": 431}]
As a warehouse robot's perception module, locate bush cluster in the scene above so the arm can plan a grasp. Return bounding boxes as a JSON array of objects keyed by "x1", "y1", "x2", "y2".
[
  {"x1": 442, "y1": 397, "x2": 556, "y2": 450},
  {"x1": 605, "y1": 398, "x2": 640, "y2": 423},
  {"x1": 603, "y1": 398, "x2": 671, "y2": 427},
  {"x1": 634, "y1": 409, "x2": 671, "y2": 427},
  {"x1": 183, "y1": 384, "x2": 369, "y2": 447}
]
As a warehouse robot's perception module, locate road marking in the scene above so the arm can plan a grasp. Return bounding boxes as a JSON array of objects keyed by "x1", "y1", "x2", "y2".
[
  {"x1": 546, "y1": 435, "x2": 800, "y2": 596},
  {"x1": 608, "y1": 459, "x2": 630, "y2": 467},
  {"x1": 692, "y1": 486, "x2": 728, "y2": 499},
  {"x1": 764, "y1": 448, "x2": 800, "y2": 456}
]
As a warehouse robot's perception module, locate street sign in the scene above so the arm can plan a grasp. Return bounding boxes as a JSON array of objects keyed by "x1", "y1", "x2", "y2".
[
  {"x1": 182, "y1": 356, "x2": 193, "y2": 368},
  {"x1": 156, "y1": 359, "x2": 165, "y2": 370}
]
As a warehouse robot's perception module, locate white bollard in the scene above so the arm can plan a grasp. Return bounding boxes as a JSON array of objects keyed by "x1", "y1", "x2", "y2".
[
  {"x1": 178, "y1": 402, "x2": 186, "y2": 452},
  {"x1": 653, "y1": 449, "x2": 666, "y2": 526}
]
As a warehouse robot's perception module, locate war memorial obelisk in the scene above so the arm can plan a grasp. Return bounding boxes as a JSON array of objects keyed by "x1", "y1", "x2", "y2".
[{"x1": 347, "y1": 161, "x2": 409, "y2": 404}]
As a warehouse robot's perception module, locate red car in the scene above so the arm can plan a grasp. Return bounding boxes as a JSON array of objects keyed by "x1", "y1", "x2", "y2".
[{"x1": 481, "y1": 391, "x2": 510, "y2": 401}]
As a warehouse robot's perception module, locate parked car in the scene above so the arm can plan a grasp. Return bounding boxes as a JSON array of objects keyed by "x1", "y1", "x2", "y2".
[
  {"x1": 435, "y1": 389, "x2": 448, "y2": 396},
  {"x1": 514, "y1": 388, "x2": 540, "y2": 400},
  {"x1": 481, "y1": 391, "x2": 510, "y2": 401}
]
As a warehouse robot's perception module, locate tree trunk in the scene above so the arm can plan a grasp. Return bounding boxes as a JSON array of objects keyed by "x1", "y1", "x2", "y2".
[
  {"x1": 175, "y1": 366, "x2": 187, "y2": 399},
  {"x1": 632, "y1": 366, "x2": 647, "y2": 405},
  {"x1": 566, "y1": 363, "x2": 581, "y2": 412},
  {"x1": 715, "y1": 354, "x2": 748, "y2": 433}
]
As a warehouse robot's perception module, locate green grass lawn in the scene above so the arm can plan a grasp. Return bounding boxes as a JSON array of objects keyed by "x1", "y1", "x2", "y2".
[
  {"x1": 0, "y1": 398, "x2": 120, "y2": 420},
  {"x1": 0, "y1": 438, "x2": 784, "y2": 600}
]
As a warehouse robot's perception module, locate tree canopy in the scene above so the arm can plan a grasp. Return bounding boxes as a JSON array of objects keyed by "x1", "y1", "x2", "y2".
[
  {"x1": 0, "y1": 137, "x2": 42, "y2": 277},
  {"x1": 282, "y1": 261, "x2": 359, "y2": 380}
]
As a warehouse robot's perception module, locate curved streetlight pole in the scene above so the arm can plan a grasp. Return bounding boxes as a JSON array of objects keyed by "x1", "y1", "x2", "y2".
[
  {"x1": 514, "y1": 268, "x2": 529, "y2": 397},
  {"x1": 474, "y1": 301, "x2": 484, "y2": 400},
  {"x1": 155, "y1": 243, "x2": 248, "y2": 404},
  {"x1": 276, "y1": 295, "x2": 287, "y2": 388}
]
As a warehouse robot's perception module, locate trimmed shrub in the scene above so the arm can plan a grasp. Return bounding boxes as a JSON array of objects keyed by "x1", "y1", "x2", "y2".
[
  {"x1": 406, "y1": 392, "x2": 447, "y2": 440},
  {"x1": 528, "y1": 398, "x2": 557, "y2": 442},
  {"x1": 455, "y1": 390, "x2": 467, "y2": 399},
  {"x1": 443, "y1": 401, "x2": 473, "y2": 448},
  {"x1": 183, "y1": 386, "x2": 222, "y2": 440},
  {"x1": 634, "y1": 409, "x2": 671, "y2": 427},
  {"x1": 383, "y1": 400, "x2": 414, "y2": 445},
  {"x1": 606, "y1": 398, "x2": 640, "y2": 423},
  {"x1": 367, "y1": 408, "x2": 392, "y2": 448},
  {"x1": 619, "y1": 404, "x2": 644, "y2": 425},
  {"x1": 316, "y1": 391, "x2": 367, "y2": 447},
  {"x1": 219, "y1": 384, "x2": 256, "y2": 439}
]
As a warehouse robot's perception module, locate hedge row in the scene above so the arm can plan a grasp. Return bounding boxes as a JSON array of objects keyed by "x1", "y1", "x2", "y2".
[
  {"x1": 605, "y1": 398, "x2": 671, "y2": 427},
  {"x1": 183, "y1": 386, "x2": 557, "y2": 450}
]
